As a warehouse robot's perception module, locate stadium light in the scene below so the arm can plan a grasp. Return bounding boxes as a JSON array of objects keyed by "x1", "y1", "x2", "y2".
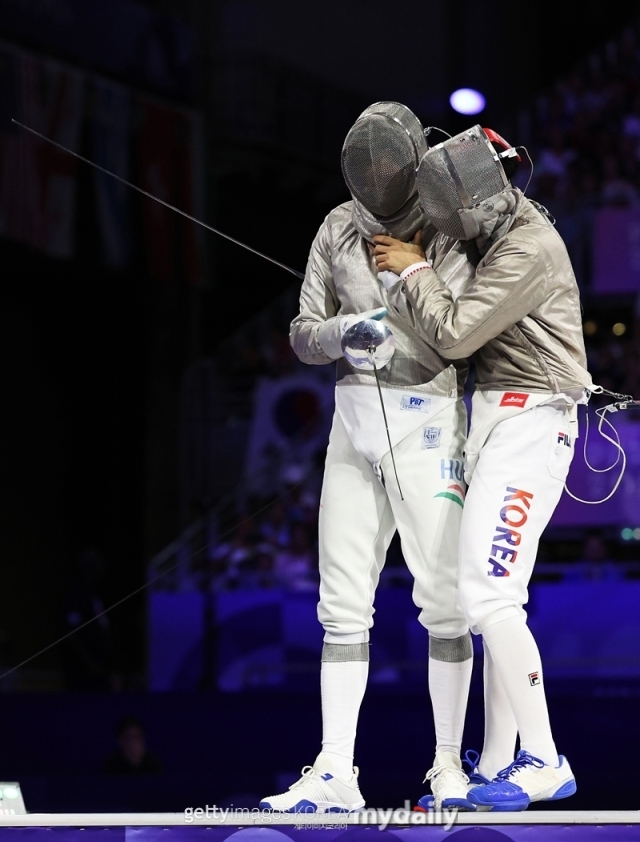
[{"x1": 450, "y1": 88, "x2": 486, "y2": 115}]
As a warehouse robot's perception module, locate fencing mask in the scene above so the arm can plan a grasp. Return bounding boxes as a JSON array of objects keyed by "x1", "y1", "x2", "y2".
[
  {"x1": 341, "y1": 102, "x2": 428, "y2": 217},
  {"x1": 416, "y1": 125, "x2": 510, "y2": 240}
]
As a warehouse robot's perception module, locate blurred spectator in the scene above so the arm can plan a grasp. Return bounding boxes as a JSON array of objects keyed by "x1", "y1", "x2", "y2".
[
  {"x1": 600, "y1": 155, "x2": 638, "y2": 206},
  {"x1": 104, "y1": 716, "x2": 163, "y2": 774},
  {"x1": 622, "y1": 93, "x2": 640, "y2": 155},
  {"x1": 537, "y1": 128, "x2": 575, "y2": 181},
  {"x1": 561, "y1": 73, "x2": 587, "y2": 117},
  {"x1": 259, "y1": 500, "x2": 291, "y2": 549},
  {"x1": 281, "y1": 463, "x2": 319, "y2": 526},
  {"x1": 274, "y1": 523, "x2": 317, "y2": 591},
  {"x1": 621, "y1": 339, "x2": 640, "y2": 397},
  {"x1": 60, "y1": 548, "x2": 120, "y2": 691},
  {"x1": 244, "y1": 544, "x2": 276, "y2": 589},
  {"x1": 211, "y1": 519, "x2": 258, "y2": 588}
]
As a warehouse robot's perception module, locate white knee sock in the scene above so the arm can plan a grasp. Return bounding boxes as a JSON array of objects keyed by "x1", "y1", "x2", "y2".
[
  {"x1": 320, "y1": 658, "x2": 369, "y2": 779},
  {"x1": 428, "y1": 658, "x2": 473, "y2": 755},
  {"x1": 479, "y1": 639, "x2": 518, "y2": 780},
  {"x1": 481, "y1": 616, "x2": 558, "y2": 767},
  {"x1": 428, "y1": 633, "x2": 473, "y2": 757}
]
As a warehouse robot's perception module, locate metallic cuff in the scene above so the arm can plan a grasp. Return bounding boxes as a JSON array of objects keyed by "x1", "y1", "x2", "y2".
[
  {"x1": 322, "y1": 642, "x2": 370, "y2": 662},
  {"x1": 429, "y1": 632, "x2": 472, "y2": 663}
]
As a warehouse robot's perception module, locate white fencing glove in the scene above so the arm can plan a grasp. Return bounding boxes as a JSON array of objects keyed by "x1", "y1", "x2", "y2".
[{"x1": 317, "y1": 307, "x2": 387, "y2": 359}]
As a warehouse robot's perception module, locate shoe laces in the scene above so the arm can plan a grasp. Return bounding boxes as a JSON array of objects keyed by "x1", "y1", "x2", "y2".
[
  {"x1": 462, "y1": 749, "x2": 480, "y2": 775},
  {"x1": 424, "y1": 764, "x2": 469, "y2": 786},
  {"x1": 495, "y1": 751, "x2": 545, "y2": 781},
  {"x1": 290, "y1": 766, "x2": 320, "y2": 790}
]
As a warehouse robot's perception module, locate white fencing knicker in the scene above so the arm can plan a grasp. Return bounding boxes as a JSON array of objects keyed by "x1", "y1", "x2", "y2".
[
  {"x1": 458, "y1": 395, "x2": 578, "y2": 633},
  {"x1": 318, "y1": 387, "x2": 469, "y2": 642}
]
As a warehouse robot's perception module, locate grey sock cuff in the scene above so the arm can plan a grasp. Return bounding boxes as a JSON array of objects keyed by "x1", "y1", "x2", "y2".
[
  {"x1": 322, "y1": 642, "x2": 370, "y2": 662},
  {"x1": 429, "y1": 632, "x2": 473, "y2": 663}
]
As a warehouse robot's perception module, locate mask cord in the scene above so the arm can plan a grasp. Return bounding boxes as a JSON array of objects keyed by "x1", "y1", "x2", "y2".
[
  {"x1": 516, "y1": 145, "x2": 534, "y2": 195},
  {"x1": 424, "y1": 126, "x2": 453, "y2": 140}
]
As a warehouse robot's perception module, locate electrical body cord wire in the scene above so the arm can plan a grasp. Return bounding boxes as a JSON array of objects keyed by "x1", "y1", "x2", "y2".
[{"x1": 564, "y1": 387, "x2": 640, "y2": 504}]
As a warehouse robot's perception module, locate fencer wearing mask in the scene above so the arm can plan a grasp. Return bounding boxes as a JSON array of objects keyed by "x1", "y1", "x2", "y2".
[
  {"x1": 259, "y1": 103, "x2": 477, "y2": 813},
  {"x1": 375, "y1": 127, "x2": 589, "y2": 811}
]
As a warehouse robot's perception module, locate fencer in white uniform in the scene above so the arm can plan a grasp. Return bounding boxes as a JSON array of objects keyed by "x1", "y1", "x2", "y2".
[
  {"x1": 376, "y1": 126, "x2": 590, "y2": 812},
  {"x1": 260, "y1": 103, "x2": 477, "y2": 813}
]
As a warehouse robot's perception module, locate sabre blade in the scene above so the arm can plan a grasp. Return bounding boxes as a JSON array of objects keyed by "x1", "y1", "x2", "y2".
[
  {"x1": 11, "y1": 119, "x2": 305, "y2": 281},
  {"x1": 370, "y1": 349, "x2": 404, "y2": 501}
]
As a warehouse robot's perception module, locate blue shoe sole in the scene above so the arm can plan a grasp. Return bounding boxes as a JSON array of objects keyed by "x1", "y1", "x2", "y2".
[
  {"x1": 468, "y1": 779, "x2": 577, "y2": 812},
  {"x1": 442, "y1": 798, "x2": 476, "y2": 811},
  {"x1": 468, "y1": 792, "x2": 530, "y2": 812},
  {"x1": 415, "y1": 795, "x2": 476, "y2": 812},
  {"x1": 259, "y1": 799, "x2": 353, "y2": 814},
  {"x1": 487, "y1": 800, "x2": 530, "y2": 812},
  {"x1": 545, "y1": 779, "x2": 577, "y2": 801}
]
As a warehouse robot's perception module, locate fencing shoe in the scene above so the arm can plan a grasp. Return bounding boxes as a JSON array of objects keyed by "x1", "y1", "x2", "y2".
[
  {"x1": 415, "y1": 749, "x2": 490, "y2": 811},
  {"x1": 259, "y1": 753, "x2": 365, "y2": 813},
  {"x1": 417, "y1": 750, "x2": 475, "y2": 811},
  {"x1": 468, "y1": 750, "x2": 576, "y2": 812}
]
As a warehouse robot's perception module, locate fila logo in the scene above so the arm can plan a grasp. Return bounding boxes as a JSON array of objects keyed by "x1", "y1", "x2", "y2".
[
  {"x1": 529, "y1": 672, "x2": 540, "y2": 686},
  {"x1": 557, "y1": 432, "x2": 571, "y2": 447},
  {"x1": 499, "y1": 392, "x2": 529, "y2": 408},
  {"x1": 321, "y1": 773, "x2": 334, "y2": 781}
]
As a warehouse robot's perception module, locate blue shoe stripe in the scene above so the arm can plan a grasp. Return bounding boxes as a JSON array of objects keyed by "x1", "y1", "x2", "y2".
[
  {"x1": 490, "y1": 799, "x2": 530, "y2": 812},
  {"x1": 441, "y1": 797, "x2": 476, "y2": 811},
  {"x1": 287, "y1": 800, "x2": 318, "y2": 813},
  {"x1": 468, "y1": 787, "x2": 530, "y2": 812},
  {"x1": 547, "y1": 779, "x2": 577, "y2": 800}
]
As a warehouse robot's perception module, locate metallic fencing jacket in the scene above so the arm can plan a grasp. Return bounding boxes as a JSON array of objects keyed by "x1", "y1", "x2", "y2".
[
  {"x1": 389, "y1": 192, "x2": 590, "y2": 393},
  {"x1": 290, "y1": 202, "x2": 471, "y2": 398}
]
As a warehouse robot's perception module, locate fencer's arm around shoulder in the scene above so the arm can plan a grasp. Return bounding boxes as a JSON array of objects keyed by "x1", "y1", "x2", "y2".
[
  {"x1": 289, "y1": 222, "x2": 341, "y2": 365},
  {"x1": 399, "y1": 235, "x2": 549, "y2": 359}
]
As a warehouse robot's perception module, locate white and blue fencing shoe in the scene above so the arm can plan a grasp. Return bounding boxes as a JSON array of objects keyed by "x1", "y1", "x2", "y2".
[
  {"x1": 259, "y1": 754, "x2": 365, "y2": 813},
  {"x1": 415, "y1": 749, "x2": 487, "y2": 811},
  {"x1": 418, "y1": 750, "x2": 476, "y2": 812},
  {"x1": 468, "y1": 750, "x2": 577, "y2": 812}
]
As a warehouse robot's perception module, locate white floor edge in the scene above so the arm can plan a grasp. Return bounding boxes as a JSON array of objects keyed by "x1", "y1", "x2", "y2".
[{"x1": 1, "y1": 811, "x2": 640, "y2": 826}]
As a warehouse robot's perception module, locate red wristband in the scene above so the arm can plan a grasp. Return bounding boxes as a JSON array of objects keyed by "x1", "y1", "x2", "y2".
[{"x1": 401, "y1": 263, "x2": 432, "y2": 284}]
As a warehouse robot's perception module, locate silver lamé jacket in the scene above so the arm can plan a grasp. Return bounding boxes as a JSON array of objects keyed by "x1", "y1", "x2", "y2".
[
  {"x1": 390, "y1": 192, "x2": 590, "y2": 393},
  {"x1": 290, "y1": 201, "x2": 471, "y2": 397}
]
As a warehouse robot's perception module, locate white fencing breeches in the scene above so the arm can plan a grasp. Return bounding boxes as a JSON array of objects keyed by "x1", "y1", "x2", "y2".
[
  {"x1": 318, "y1": 401, "x2": 468, "y2": 639},
  {"x1": 458, "y1": 403, "x2": 575, "y2": 634}
]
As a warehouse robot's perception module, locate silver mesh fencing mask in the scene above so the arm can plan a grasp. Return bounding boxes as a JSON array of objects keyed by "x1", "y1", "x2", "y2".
[
  {"x1": 341, "y1": 102, "x2": 428, "y2": 217},
  {"x1": 416, "y1": 126, "x2": 509, "y2": 240}
]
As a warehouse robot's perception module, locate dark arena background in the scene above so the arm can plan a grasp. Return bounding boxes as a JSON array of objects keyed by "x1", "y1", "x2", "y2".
[{"x1": 2, "y1": 0, "x2": 640, "y2": 838}]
